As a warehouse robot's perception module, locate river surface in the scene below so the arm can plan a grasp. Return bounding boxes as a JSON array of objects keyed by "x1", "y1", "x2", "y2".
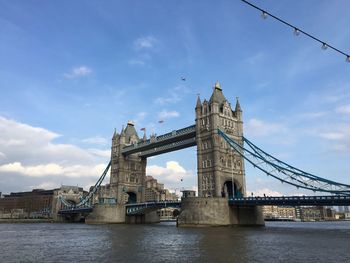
[{"x1": 0, "y1": 221, "x2": 349, "y2": 263}]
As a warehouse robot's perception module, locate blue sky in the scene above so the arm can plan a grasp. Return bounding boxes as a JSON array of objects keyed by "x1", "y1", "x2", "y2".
[{"x1": 0, "y1": 0, "x2": 349, "y2": 196}]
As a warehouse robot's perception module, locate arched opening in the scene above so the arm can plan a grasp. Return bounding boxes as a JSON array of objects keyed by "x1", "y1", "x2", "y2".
[
  {"x1": 223, "y1": 181, "x2": 243, "y2": 199},
  {"x1": 126, "y1": 192, "x2": 137, "y2": 204}
]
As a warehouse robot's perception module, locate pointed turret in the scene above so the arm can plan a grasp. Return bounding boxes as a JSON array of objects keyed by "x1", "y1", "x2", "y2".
[
  {"x1": 196, "y1": 94, "x2": 201, "y2": 109},
  {"x1": 124, "y1": 120, "x2": 139, "y2": 143},
  {"x1": 112, "y1": 128, "x2": 118, "y2": 140},
  {"x1": 235, "y1": 97, "x2": 242, "y2": 120},
  {"x1": 120, "y1": 125, "x2": 126, "y2": 144},
  {"x1": 209, "y1": 81, "x2": 226, "y2": 105},
  {"x1": 235, "y1": 97, "x2": 242, "y2": 112}
]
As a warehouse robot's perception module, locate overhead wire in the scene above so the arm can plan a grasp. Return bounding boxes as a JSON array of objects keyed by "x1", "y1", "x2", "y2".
[{"x1": 241, "y1": 0, "x2": 350, "y2": 62}]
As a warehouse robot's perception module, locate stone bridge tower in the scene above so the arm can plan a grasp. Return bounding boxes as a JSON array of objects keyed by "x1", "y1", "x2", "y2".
[
  {"x1": 110, "y1": 121, "x2": 146, "y2": 204},
  {"x1": 195, "y1": 82, "x2": 246, "y2": 198}
]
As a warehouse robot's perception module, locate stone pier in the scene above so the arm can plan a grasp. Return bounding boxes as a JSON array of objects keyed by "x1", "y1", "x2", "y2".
[{"x1": 178, "y1": 197, "x2": 264, "y2": 226}]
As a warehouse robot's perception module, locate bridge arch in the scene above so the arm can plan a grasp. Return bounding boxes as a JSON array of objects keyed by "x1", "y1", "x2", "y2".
[
  {"x1": 222, "y1": 180, "x2": 243, "y2": 199},
  {"x1": 126, "y1": 191, "x2": 137, "y2": 204}
]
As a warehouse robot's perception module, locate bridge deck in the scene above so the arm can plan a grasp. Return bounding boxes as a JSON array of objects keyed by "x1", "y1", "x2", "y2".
[
  {"x1": 229, "y1": 195, "x2": 350, "y2": 206},
  {"x1": 58, "y1": 206, "x2": 93, "y2": 215},
  {"x1": 125, "y1": 200, "x2": 181, "y2": 215}
]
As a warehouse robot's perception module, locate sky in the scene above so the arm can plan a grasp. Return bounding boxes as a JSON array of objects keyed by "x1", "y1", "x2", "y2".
[{"x1": 0, "y1": 0, "x2": 349, "y2": 196}]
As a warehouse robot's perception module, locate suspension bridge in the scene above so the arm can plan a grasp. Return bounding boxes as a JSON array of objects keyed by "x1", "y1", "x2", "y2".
[{"x1": 56, "y1": 83, "x2": 350, "y2": 225}]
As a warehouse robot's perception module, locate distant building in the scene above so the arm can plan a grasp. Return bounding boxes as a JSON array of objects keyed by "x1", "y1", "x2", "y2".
[
  {"x1": 182, "y1": 190, "x2": 196, "y2": 198},
  {"x1": 300, "y1": 206, "x2": 327, "y2": 221},
  {"x1": 144, "y1": 176, "x2": 178, "y2": 202},
  {"x1": 263, "y1": 206, "x2": 296, "y2": 220},
  {"x1": 0, "y1": 189, "x2": 54, "y2": 218},
  {"x1": 157, "y1": 207, "x2": 178, "y2": 221}
]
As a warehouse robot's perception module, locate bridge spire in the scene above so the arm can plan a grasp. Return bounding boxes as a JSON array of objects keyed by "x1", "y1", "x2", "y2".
[
  {"x1": 196, "y1": 94, "x2": 201, "y2": 109},
  {"x1": 235, "y1": 97, "x2": 242, "y2": 112}
]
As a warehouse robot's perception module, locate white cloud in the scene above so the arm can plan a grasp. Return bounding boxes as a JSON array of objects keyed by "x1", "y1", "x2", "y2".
[
  {"x1": 82, "y1": 136, "x2": 108, "y2": 145},
  {"x1": 319, "y1": 132, "x2": 344, "y2": 140},
  {"x1": 244, "y1": 52, "x2": 265, "y2": 65},
  {"x1": 0, "y1": 161, "x2": 106, "y2": 178},
  {"x1": 299, "y1": 111, "x2": 328, "y2": 119},
  {"x1": 128, "y1": 59, "x2": 145, "y2": 66},
  {"x1": 64, "y1": 66, "x2": 92, "y2": 78},
  {"x1": 158, "y1": 110, "x2": 180, "y2": 120},
  {"x1": 0, "y1": 116, "x2": 109, "y2": 192},
  {"x1": 154, "y1": 85, "x2": 190, "y2": 105},
  {"x1": 147, "y1": 161, "x2": 193, "y2": 188},
  {"x1": 248, "y1": 188, "x2": 283, "y2": 197},
  {"x1": 88, "y1": 149, "x2": 111, "y2": 158},
  {"x1": 245, "y1": 118, "x2": 286, "y2": 137},
  {"x1": 33, "y1": 182, "x2": 59, "y2": 190},
  {"x1": 335, "y1": 104, "x2": 350, "y2": 114},
  {"x1": 134, "y1": 36, "x2": 157, "y2": 50},
  {"x1": 136, "y1": 111, "x2": 147, "y2": 120},
  {"x1": 313, "y1": 124, "x2": 350, "y2": 153}
]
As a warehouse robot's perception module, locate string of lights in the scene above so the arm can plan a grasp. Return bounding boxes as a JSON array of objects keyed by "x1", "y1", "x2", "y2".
[{"x1": 241, "y1": 0, "x2": 350, "y2": 62}]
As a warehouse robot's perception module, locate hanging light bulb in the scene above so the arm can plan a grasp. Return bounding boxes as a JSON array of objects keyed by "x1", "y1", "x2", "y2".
[
  {"x1": 321, "y1": 43, "x2": 328, "y2": 50},
  {"x1": 293, "y1": 28, "x2": 300, "y2": 36},
  {"x1": 261, "y1": 11, "x2": 268, "y2": 19},
  {"x1": 346, "y1": 56, "x2": 350, "y2": 62}
]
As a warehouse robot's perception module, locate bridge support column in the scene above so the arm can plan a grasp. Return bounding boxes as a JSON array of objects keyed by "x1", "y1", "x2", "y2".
[
  {"x1": 85, "y1": 204, "x2": 126, "y2": 224},
  {"x1": 126, "y1": 211, "x2": 160, "y2": 224},
  {"x1": 177, "y1": 197, "x2": 264, "y2": 226}
]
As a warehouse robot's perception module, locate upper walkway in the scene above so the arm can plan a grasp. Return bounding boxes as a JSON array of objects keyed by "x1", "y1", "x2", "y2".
[{"x1": 121, "y1": 125, "x2": 196, "y2": 158}]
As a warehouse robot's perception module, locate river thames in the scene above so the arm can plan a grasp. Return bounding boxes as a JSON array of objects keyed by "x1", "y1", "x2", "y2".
[{"x1": 0, "y1": 221, "x2": 349, "y2": 263}]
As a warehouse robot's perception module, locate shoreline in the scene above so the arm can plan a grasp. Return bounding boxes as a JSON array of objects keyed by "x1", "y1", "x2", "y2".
[{"x1": 0, "y1": 219, "x2": 55, "y2": 223}]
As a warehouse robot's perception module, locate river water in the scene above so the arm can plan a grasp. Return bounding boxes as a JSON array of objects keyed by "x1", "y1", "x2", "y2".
[{"x1": 0, "y1": 221, "x2": 349, "y2": 263}]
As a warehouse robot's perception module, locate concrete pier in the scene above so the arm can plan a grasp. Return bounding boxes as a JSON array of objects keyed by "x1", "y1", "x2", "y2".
[
  {"x1": 86, "y1": 204, "x2": 126, "y2": 224},
  {"x1": 178, "y1": 197, "x2": 264, "y2": 226}
]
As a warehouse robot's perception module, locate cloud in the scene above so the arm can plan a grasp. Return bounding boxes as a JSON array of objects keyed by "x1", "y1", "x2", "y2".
[
  {"x1": 128, "y1": 59, "x2": 145, "y2": 66},
  {"x1": 136, "y1": 111, "x2": 147, "y2": 120},
  {"x1": 158, "y1": 110, "x2": 180, "y2": 120},
  {"x1": 248, "y1": 188, "x2": 283, "y2": 197},
  {"x1": 155, "y1": 85, "x2": 190, "y2": 105},
  {"x1": 64, "y1": 66, "x2": 92, "y2": 78},
  {"x1": 88, "y1": 149, "x2": 111, "y2": 158},
  {"x1": 299, "y1": 111, "x2": 328, "y2": 119},
  {"x1": 315, "y1": 124, "x2": 350, "y2": 153},
  {"x1": 335, "y1": 104, "x2": 350, "y2": 114},
  {"x1": 147, "y1": 161, "x2": 193, "y2": 188},
  {"x1": 245, "y1": 118, "x2": 286, "y2": 137},
  {"x1": 134, "y1": 36, "x2": 157, "y2": 50},
  {"x1": 244, "y1": 52, "x2": 265, "y2": 65},
  {"x1": 0, "y1": 162, "x2": 105, "y2": 178},
  {"x1": 0, "y1": 116, "x2": 109, "y2": 192},
  {"x1": 319, "y1": 132, "x2": 344, "y2": 140},
  {"x1": 82, "y1": 136, "x2": 108, "y2": 145}
]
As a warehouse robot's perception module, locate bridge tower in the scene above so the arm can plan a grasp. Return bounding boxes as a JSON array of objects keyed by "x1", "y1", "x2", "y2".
[
  {"x1": 110, "y1": 121, "x2": 146, "y2": 204},
  {"x1": 195, "y1": 82, "x2": 246, "y2": 198}
]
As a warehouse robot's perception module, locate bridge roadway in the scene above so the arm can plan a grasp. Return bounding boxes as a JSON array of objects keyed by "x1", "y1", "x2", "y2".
[
  {"x1": 121, "y1": 125, "x2": 196, "y2": 158},
  {"x1": 58, "y1": 195, "x2": 350, "y2": 215},
  {"x1": 229, "y1": 195, "x2": 350, "y2": 206}
]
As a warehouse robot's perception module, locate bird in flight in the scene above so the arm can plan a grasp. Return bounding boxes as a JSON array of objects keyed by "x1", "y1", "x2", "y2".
[{"x1": 181, "y1": 77, "x2": 186, "y2": 81}]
